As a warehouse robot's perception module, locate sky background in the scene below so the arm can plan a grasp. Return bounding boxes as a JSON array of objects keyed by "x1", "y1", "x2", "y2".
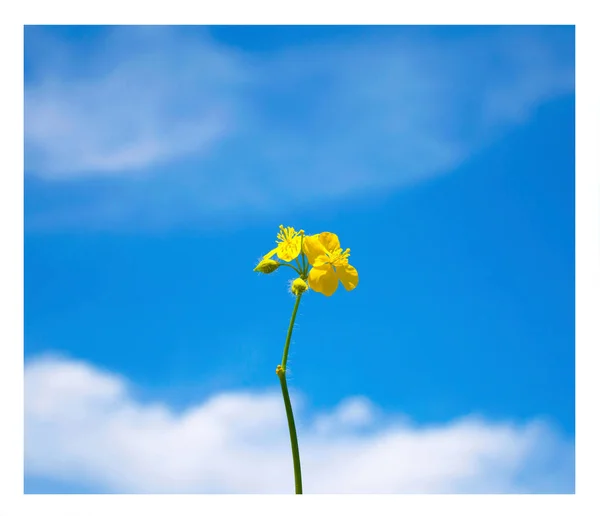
[{"x1": 24, "y1": 25, "x2": 575, "y2": 494}]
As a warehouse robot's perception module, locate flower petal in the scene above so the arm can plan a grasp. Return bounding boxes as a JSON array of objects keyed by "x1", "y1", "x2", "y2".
[
  {"x1": 336, "y1": 264, "x2": 359, "y2": 291},
  {"x1": 277, "y1": 238, "x2": 301, "y2": 262},
  {"x1": 264, "y1": 247, "x2": 278, "y2": 259},
  {"x1": 318, "y1": 232, "x2": 341, "y2": 253},
  {"x1": 303, "y1": 235, "x2": 328, "y2": 265},
  {"x1": 308, "y1": 265, "x2": 338, "y2": 296},
  {"x1": 313, "y1": 254, "x2": 330, "y2": 267}
]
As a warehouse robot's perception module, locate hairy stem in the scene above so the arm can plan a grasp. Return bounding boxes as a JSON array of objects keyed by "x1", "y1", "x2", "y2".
[{"x1": 277, "y1": 293, "x2": 303, "y2": 494}]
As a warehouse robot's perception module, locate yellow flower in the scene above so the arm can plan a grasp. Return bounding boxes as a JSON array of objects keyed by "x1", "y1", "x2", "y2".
[
  {"x1": 264, "y1": 225, "x2": 302, "y2": 262},
  {"x1": 253, "y1": 258, "x2": 280, "y2": 274},
  {"x1": 303, "y1": 232, "x2": 359, "y2": 296}
]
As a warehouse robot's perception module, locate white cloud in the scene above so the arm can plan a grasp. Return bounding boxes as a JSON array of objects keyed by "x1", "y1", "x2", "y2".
[
  {"x1": 25, "y1": 27, "x2": 246, "y2": 177},
  {"x1": 25, "y1": 355, "x2": 574, "y2": 494},
  {"x1": 24, "y1": 26, "x2": 574, "y2": 229}
]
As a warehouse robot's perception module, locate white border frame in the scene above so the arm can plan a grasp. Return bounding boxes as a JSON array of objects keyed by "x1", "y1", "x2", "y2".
[{"x1": 2, "y1": 2, "x2": 598, "y2": 514}]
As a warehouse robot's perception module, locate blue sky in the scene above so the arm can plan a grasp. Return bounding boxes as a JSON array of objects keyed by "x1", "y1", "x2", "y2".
[{"x1": 24, "y1": 25, "x2": 575, "y2": 494}]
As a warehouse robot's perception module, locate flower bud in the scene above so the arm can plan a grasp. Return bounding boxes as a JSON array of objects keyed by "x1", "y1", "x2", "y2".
[
  {"x1": 290, "y1": 278, "x2": 308, "y2": 296},
  {"x1": 254, "y1": 258, "x2": 280, "y2": 274}
]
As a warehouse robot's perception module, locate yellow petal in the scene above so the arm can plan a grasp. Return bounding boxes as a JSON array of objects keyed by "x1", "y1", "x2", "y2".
[
  {"x1": 336, "y1": 264, "x2": 359, "y2": 291},
  {"x1": 308, "y1": 265, "x2": 338, "y2": 296},
  {"x1": 264, "y1": 247, "x2": 278, "y2": 260},
  {"x1": 313, "y1": 254, "x2": 330, "y2": 267},
  {"x1": 303, "y1": 234, "x2": 328, "y2": 265},
  {"x1": 318, "y1": 232, "x2": 341, "y2": 253},
  {"x1": 277, "y1": 237, "x2": 301, "y2": 262}
]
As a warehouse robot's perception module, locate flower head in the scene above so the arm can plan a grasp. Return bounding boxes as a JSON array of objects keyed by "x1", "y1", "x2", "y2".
[
  {"x1": 303, "y1": 232, "x2": 359, "y2": 296},
  {"x1": 253, "y1": 258, "x2": 280, "y2": 274},
  {"x1": 264, "y1": 225, "x2": 302, "y2": 262}
]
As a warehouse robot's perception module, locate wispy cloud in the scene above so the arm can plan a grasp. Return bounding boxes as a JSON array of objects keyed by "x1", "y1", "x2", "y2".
[
  {"x1": 24, "y1": 26, "x2": 574, "y2": 229},
  {"x1": 25, "y1": 355, "x2": 574, "y2": 494},
  {"x1": 25, "y1": 27, "x2": 247, "y2": 176}
]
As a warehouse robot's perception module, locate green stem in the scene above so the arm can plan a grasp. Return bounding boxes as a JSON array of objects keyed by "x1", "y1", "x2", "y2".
[
  {"x1": 281, "y1": 293, "x2": 302, "y2": 371},
  {"x1": 279, "y1": 262, "x2": 302, "y2": 275},
  {"x1": 278, "y1": 371, "x2": 303, "y2": 494},
  {"x1": 277, "y1": 292, "x2": 303, "y2": 494},
  {"x1": 299, "y1": 234, "x2": 308, "y2": 278}
]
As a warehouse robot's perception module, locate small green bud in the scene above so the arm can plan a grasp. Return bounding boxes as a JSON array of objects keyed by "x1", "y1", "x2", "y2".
[
  {"x1": 254, "y1": 258, "x2": 280, "y2": 274},
  {"x1": 290, "y1": 278, "x2": 308, "y2": 296}
]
